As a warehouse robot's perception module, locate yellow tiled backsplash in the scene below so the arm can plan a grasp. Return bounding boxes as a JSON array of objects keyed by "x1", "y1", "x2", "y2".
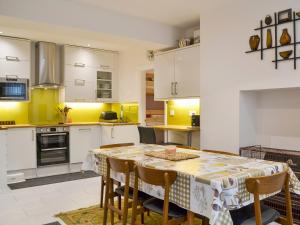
[
  {"x1": 0, "y1": 89, "x2": 139, "y2": 124},
  {"x1": 167, "y1": 99, "x2": 200, "y2": 126}
]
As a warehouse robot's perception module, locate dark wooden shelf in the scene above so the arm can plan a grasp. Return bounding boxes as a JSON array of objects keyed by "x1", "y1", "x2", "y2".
[
  {"x1": 254, "y1": 17, "x2": 300, "y2": 31},
  {"x1": 272, "y1": 56, "x2": 300, "y2": 63},
  {"x1": 245, "y1": 42, "x2": 300, "y2": 53}
]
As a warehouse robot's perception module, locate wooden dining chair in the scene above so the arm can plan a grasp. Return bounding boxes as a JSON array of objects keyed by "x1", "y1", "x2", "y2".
[
  {"x1": 230, "y1": 170, "x2": 293, "y2": 225},
  {"x1": 103, "y1": 157, "x2": 149, "y2": 225},
  {"x1": 202, "y1": 149, "x2": 239, "y2": 156},
  {"x1": 99, "y1": 143, "x2": 134, "y2": 209},
  {"x1": 131, "y1": 165, "x2": 189, "y2": 225}
]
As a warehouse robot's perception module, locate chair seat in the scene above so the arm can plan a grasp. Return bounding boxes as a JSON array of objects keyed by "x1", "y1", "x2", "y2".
[
  {"x1": 115, "y1": 186, "x2": 151, "y2": 202},
  {"x1": 143, "y1": 198, "x2": 186, "y2": 218},
  {"x1": 230, "y1": 204, "x2": 280, "y2": 225}
]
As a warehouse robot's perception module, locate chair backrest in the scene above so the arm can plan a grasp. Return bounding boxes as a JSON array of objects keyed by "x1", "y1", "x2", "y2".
[
  {"x1": 100, "y1": 143, "x2": 134, "y2": 149},
  {"x1": 178, "y1": 145, "x2": 200, "y2": 150},
  {"x1": 107, "y1": 157, "x2": 135, "y2": 173},
  {"x1": 245, "y1": 170, "x2": 288, "y2": 195},
  {"x1": 137, "y1": 126, "x2": 156, "y2": 144},
  {"x1": 135, "y1": 164, "x2": 177, "y2": 187},
  {"x1": 245, "y1": 170, "x2": 293, "y2": 225},
  {"x1": 202, "y1": 149, "x2": 238, "y2": 156}
]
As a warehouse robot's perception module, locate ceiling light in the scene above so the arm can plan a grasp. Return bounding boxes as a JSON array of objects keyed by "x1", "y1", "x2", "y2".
[
  {"x1": 87, "y1": 44, "x2": 91, "y2": 47},
  {"x1": 0, "y1": 31, "x2": 3, "y2": 34}
]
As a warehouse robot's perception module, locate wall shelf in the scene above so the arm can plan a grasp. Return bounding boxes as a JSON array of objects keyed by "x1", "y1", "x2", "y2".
[{"x1": 245, "y1": 11, "x2": 299, "y2": 70}]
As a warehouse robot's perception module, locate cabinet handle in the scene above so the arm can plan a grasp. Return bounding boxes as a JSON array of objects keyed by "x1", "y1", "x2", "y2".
[
  {"x1": 79, "y1": 128, "x2": 92, "y2": 131},
  {"x1": 32, "y1": 130, "x2": 35, "y2": 142},
  {"x1": 100, "y1": 65, "x2": 110, "y2": 69},
  {"x1": 174, "y1": 82, "x2": 178, "y2": 95},
  {"x1": 6, "y1": 56, "x2": 20, "y2": 61},
  {"x1": 74, "y1": 79, "x2": 85, "y2": 86},
  {"x1": 171, "y1": 82, "x2": 174, "y2": 95},
  {"x1": 74, "y1": 62, "x2": 85, "y2": 67},
  {"x1": 5, "y1": 75, "x2": 19, "y2": 80},
  {"x1": 111, "y1": 127, "x2": 114, "y2": 138}
]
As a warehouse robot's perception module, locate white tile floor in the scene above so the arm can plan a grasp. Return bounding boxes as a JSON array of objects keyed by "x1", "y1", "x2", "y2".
[
  {"x1": 0, "y1": 177, "x2": 281, "y2": 225},
  {"x1": 0, "y1": 177, "x2": 101, "y2": 225}
]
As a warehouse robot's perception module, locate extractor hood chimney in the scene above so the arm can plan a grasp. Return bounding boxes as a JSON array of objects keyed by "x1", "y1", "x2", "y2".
[{"x1": 34, "y1": 42, "x2": 62, "y2": 88}]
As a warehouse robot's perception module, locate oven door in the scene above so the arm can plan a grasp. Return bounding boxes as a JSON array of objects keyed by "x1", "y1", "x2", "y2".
[
  {"x1": 37, "y1": 132, "x2": 69, "y2": 166},
  {"x1": 0, "y1": 77, "x2": 29, "y2": 101}
]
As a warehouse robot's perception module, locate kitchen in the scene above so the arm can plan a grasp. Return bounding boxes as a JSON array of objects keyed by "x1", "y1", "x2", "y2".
[{"x1": 1, "y1": 1, "x2": 300, "y2": 225}]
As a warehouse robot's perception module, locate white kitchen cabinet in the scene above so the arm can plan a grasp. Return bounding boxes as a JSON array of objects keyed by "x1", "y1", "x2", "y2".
[
  {"x1": 63, "y1": 45, "x2": 118, "y2": 102},
  {"x1": 70, "y1": 126, "x2": 101, "y2": 163},
  {"x1": 0, "y1": 37, "x2": 31, "y2": 80},
  {"x1": 101, "y1": 125, "x2": 139, "y2": 145},
  {"x1": 7, "y1": 128, "x2": 36, "y2": 171},
  {"x1": 154, "y1": 44, "x2": 200, "y2": 99}
]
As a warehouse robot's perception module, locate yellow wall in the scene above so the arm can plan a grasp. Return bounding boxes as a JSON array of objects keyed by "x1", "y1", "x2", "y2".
[
  {"x1": 0, "y1": 89, "x2": 138, "y2": 124},
  {"x1": 167, "y1": 99, "x2": 200, "y2": 126},
  {"x1": 112, "y1": 102, "x2": 139, "y2": 123}
]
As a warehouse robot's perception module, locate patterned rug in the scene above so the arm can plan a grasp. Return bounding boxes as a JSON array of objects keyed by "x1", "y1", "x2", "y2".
[{"x1": 56, "y1": 205, "x2": 202, "y2": 225}]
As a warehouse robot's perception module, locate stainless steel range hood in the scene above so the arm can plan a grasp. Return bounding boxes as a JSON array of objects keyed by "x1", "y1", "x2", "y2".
[{"x1": 34, "y1": 42, "x2": 62, "y2": 88}]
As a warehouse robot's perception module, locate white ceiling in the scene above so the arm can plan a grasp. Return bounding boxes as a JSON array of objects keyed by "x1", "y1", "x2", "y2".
[{"x1": 72, "y1": 0, "x2": 201, "y2": 28}]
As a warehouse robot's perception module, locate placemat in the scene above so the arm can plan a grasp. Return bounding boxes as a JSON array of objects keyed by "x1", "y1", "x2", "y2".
[{"x1": 145, "y1": 150, "x2": 199, "y2": 161}]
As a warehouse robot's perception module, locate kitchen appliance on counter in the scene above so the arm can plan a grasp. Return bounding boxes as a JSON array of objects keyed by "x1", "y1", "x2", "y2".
[
  {"x1": 36, "y1": 126, "x2": 69, "y2": 167},
  {"x1": 191, "y1": 115, "x2": 200, "y2": 127},
  {"x1": 100, "y1": 111, "x2": 118, "y2": 122},
  {"x1": 0, "y1": 76, "x2": 29, "y2": 101}
]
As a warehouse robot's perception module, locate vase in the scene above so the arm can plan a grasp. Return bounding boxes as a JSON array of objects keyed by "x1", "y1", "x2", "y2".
[
  {"x1": 249, "y1": 35, "x2": 260, "y2": 51},
  {"x1": 280, "y1": 29, "x2": 291, "y2": 46},
  {"x1": 266, "y1": 29, "x2": 272, "y2": 48}
]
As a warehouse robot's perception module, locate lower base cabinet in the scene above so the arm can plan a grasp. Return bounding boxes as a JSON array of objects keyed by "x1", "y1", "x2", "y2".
[
  {"x1": 70, "y1": 126, "x2": 101, "y2": 163},
  {"x1": 7, "y1": 128, "x2": 36, "y2": 171},
  {"x1": 101, "y1": 125, "x2": 139, "y2": 146}
]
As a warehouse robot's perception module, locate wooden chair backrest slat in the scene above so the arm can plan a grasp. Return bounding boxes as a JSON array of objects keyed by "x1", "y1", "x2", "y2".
[
  {"x1": 245, "y1": 170, "x2": 288, "y2": 195},
  {"x1": 100, "y1": 143, "x2": 134, "y2": 149},
  {"x1": 107, "y1": 157, "x2": 135, "y2": 173},
  {"x1": 202, "y1": 149, "x2": 238, "y2": 156},
  {"x1": 135, "y1": 165, "x2": 177, "y2": 187}
]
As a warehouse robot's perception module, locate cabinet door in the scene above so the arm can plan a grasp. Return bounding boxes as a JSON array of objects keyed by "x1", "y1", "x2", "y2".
[
  {"x1": 64, "y1": 65, "x2": 95, "y2": 83},
  {"x1": 0, "y1": 37, "x2": 31, "y2": 61},
  {"x1": 7, "y1": 128, "x2": 36, "y2": 171},
  {"x1": 95, "y1": 51, "x2": 114, "y2": 71},
  {"x1": 64, "y1": 46, "x2": 95, "y2": 68},
  {"x1": 101, "y1": 125, "x2": 139, "y2": 145},
  {"x1": 174, "y1": 46, "x2": 200, "y2": 98},
  {"x1": 70, "y1": 126, "x2": 101, "y2": 163},
  {"x1": 154, "y1": 52, "x2": 175, "y2": 100},
  {"x1": 65, "y1": 80, "x2": 96, "y2": 102},
  {"x1": 0, "y1": 59, "x2": 30, "y2": 79}
]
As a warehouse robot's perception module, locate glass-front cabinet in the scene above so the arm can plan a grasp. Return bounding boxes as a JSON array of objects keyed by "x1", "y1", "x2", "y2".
[
  {"x1": 63, "y1": 45, "x2": 118, "y2": 102},
  {"x1": 97, "y1": 71, "x2": 112, "y2": 99}
]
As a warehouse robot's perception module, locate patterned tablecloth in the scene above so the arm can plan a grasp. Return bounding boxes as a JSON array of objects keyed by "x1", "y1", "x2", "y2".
[{"x1": 83, "y1": 144, "x2": 300, "y2": 225}]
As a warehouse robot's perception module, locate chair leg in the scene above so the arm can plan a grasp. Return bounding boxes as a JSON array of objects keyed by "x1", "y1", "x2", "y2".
[
  {"x1": 103, "y1": 179, "x2": 109, "y2": 225},
  {"x1": 100, "y1": 176, "x2": 105, "y2": 208},
  {"x1": 109, "y1": 180, "x2": 114, "y2": 225},
  {"x1": 117, "y1": 182, "x2": 122, "y2": 220},
  {"x1": 187, "y1": 211, "x2": 195, "y2": 225}
]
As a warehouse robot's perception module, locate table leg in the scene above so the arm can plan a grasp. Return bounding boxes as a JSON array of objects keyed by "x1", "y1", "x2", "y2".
[
  {"x1": 187, "y1": 132, "x2": 192, "y2": 147},
  {"x1": 166, "y1": 130, "x2": 169, "y2": 143},
  {"x1": 187, "y1": 211, "x2": 195, "y2": 225}
]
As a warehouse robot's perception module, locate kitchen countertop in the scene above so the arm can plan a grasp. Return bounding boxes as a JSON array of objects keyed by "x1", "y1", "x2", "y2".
[
  {"x1": 149, "y1": 125, "x2": 200, "y2": 132},
  {"x1": 0, "y1": 122, "x2": 140, "y2": 129}
]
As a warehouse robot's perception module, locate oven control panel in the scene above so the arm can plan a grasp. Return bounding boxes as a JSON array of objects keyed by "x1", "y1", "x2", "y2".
[{"x1": 36, "y1": 126, "x2": 69, "y2": 133}]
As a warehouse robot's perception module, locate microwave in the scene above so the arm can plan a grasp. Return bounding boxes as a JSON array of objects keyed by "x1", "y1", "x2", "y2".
[{"x1": 0, "y1": 76, "x2": 29, "y2": 101}]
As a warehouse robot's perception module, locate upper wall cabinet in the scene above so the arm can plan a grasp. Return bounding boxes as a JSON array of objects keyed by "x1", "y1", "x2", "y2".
[
  {"x1": 63, "y1": 45, "x2": 118, "y2": 102},
  {"x1": 0, "y1": 37, "x2": 31, "y2": 80},
  {"x1": 154, "y1": 44, "x2": 200, "y2": 100}
]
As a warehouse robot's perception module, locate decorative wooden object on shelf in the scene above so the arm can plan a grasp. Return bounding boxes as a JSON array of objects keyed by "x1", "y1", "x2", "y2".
[
  {"x1": 249, "y1": 35, "x2": 260, "y2": 50},
  {"x1": 245, "y1": 9, "x2": 300, "y2": 70},
  {"x1": 265, "y1": 15, "x2": 272, "y2": 25},
  {"x1": 279, "y1": 50, "x2": 293, "y2": 59},
  {"x1": 280, "y1": 28, "x2": 291, "y2": 45},
  {"x1": 266, "y1": 29, "x2": 273, "y2": 48}
]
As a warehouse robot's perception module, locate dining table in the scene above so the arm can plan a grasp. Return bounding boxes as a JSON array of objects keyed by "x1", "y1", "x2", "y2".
[{"x1": 83, "y1": 144, "x2": 300, "y2": 225}]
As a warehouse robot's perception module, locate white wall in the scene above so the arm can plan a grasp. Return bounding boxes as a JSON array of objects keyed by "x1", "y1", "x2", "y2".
[
  {"x1": 200, "y1": 0, "x2": 300, "y2": 153},
  {"x1": 0, "y1": 130, "x2": 8, "y2": 192}
]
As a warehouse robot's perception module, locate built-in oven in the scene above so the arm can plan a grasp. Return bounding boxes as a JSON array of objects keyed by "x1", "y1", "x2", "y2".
[
  {"x1": 0, "y1": 76, "x2": 29, "y2": 101},
  {"x1": 36, "y1": 126, "x2": 69, "y2": 167}
]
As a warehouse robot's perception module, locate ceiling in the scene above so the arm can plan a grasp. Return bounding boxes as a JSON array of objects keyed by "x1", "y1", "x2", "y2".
[{"x1": 72, "y1": 0, "x2": 200, "y2": 28}]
